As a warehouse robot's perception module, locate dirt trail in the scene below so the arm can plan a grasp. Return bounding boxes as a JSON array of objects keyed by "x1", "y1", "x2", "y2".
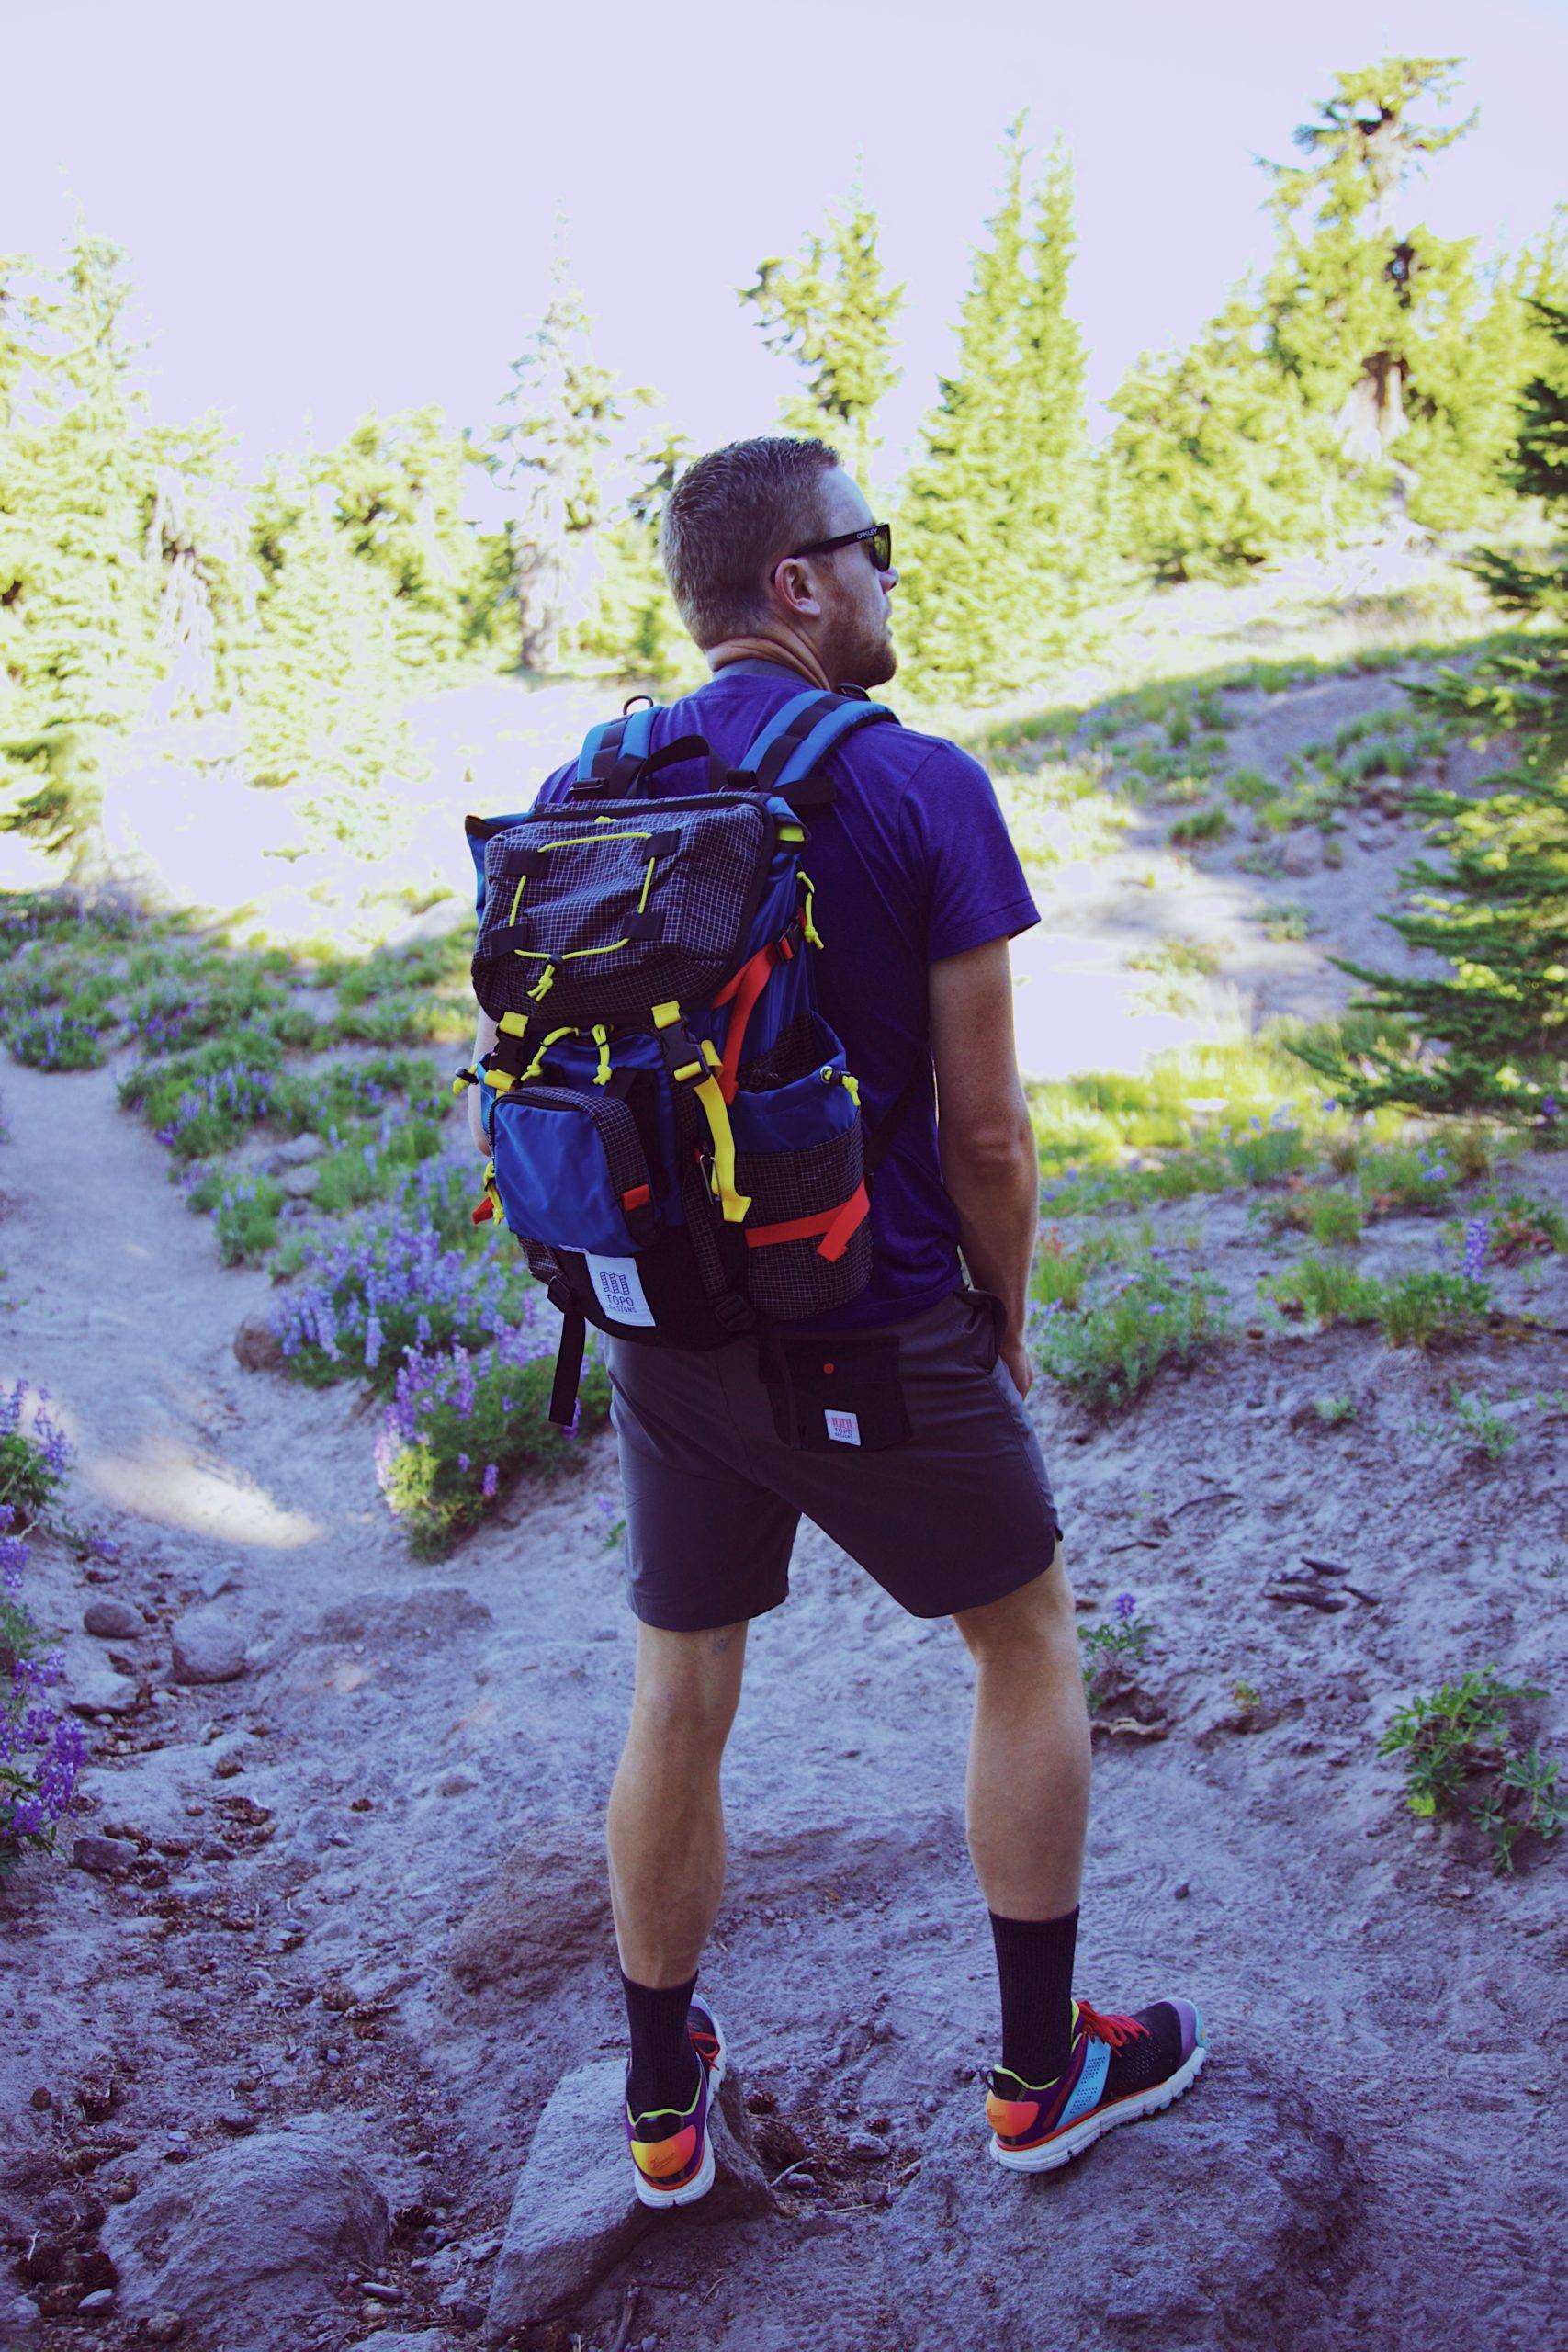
[{"x1": 3, "y1": 1018, "x2": 1565, "y2": 2347}]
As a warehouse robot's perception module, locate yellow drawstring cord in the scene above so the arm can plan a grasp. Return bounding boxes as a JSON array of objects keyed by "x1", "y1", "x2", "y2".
[{"x1": 592, "y1": 1023, "x2": 612, "y2": 1085}]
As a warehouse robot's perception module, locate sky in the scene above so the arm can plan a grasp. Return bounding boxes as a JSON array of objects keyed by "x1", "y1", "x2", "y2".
[{"x1": 5, "y1": 0, "x2": 1566, "y2": 500}]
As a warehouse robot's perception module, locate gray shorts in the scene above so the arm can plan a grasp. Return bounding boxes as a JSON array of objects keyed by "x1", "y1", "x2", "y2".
[{"x1": 606, "y1": 1286, "x2": 1062, "y2": 1631}]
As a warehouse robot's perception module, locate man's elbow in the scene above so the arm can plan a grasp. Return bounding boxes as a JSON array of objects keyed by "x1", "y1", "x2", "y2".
[{"x1": 941, "y1": 1104, "x2": 1039, "y2": 1182}]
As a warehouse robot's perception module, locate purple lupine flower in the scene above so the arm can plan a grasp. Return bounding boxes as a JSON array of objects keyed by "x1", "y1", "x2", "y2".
[
  {"x1": 1461, "y1": 1217, "x2": 1489, "y2": 1280},
  {"x1": 482, "y1": 1463, "x2": 499, "y2": 1499},
  {"x1": 1115, "y1": 1592, "x2": 1137, "y2": 1620}
]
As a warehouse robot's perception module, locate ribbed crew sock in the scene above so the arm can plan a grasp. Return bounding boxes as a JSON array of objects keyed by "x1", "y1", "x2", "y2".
[
  {"x1": 620, "y1": 1967, "x2": 701, "y2": 2121},
  {"x1": 987, "y1": 1904, "x2": 1080, "y2": 2086}
]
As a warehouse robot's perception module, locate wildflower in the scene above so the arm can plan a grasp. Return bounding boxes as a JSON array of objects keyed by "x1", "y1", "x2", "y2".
[
  {"x1": 1115, "y1": 1592, "x2": 1137, "y2": 1620},
  {"x1": 1461, "y1": 1217, "x2": 1490, "y2": 1281},
  {"x1": 482, "y1": 1463, "x2": 499, "y2": 1499}
]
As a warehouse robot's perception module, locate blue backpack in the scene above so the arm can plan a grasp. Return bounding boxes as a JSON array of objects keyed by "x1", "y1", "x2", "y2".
[{"x1": 460, "y1": 688, "x2": 921, "y2": 1423}]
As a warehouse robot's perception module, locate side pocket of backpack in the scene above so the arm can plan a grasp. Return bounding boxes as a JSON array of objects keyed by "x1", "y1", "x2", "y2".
[{"x1": 729, "y1": 1027, "x2": 872, "y2": 1319}]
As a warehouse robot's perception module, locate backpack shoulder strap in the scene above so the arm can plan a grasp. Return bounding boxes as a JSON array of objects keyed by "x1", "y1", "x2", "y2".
[
  {"x1": 464, "y1": 809, "x2": 533, "y2": 913},
  {"x1": 739, "y1": 690, "x2": 897, "y2": 803},
  {"x1": 574, "y1": 703, "x2": 660, "y2": 796}
]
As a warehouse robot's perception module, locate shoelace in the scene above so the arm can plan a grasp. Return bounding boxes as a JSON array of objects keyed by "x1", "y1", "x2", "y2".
[
  {"x1": 1076, "y1": 1998, "x2": 1151, "y2": 2051},
  {"x1": 691, "y1": 2028, "x2": 720, "y2": 2064}
]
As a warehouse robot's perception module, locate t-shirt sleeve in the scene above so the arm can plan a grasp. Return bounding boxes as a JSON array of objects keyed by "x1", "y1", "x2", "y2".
[{"x1": 899, "y1": 741, "x2": 1040, "y2": 963}]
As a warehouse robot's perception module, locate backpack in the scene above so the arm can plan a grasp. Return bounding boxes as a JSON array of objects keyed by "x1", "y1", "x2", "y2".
[{"x1": 459, "y1": 687, "x2": 922, "y2": 1426}]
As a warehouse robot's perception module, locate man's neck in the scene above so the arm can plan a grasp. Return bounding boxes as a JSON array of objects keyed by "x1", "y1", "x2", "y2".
[{"x1": 705, "y1": 632, "x2": 834, "y2": 693}]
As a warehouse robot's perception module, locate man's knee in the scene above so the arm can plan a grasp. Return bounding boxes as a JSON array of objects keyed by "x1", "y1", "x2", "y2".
[
  {"x1": 953, "y1": 1540, "x2": 1077, "y2": 1667},
  {"x1": 630, "y1": 1619, "x2": 748, "y2": 1743}
]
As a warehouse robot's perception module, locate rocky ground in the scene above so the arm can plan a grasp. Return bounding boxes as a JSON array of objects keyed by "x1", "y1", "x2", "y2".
[{"x1": 3, "y1": 588, "x2": 1566, "y2": 2351}]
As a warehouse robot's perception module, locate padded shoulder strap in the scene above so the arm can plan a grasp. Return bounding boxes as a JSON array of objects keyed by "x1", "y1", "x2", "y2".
[
  {"x1": 739, "y1": 690, "x2": 897, "y2": 797},
  {"x1": 575, "y1": 702, "x2": 660, "y2": 795}
]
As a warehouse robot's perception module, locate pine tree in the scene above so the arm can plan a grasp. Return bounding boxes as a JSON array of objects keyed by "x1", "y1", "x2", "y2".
[
  {"x1": 310, "y1": 406, "x2": 486, "y2": 673},
  {"x1": 0, "y1": 234, "x2": 164, "y2": 849},
  {"x1": 576, "y1": 423, "x2": 700, "y2": 687},
  {"x1": 237, "y1": 469, "x2": 414, "y2": 855},
  {"x1": 491, "y1": 246, "x2": 625, "y2": 673},
  {"x1": 1263, "y1": 56, "x2": 1488, "y2": 494},
  {"x1": 1110, "y1": 296, "x2": 1346, "y2": 582},
  {"x1": 740, "y1": 182, "x2": 904, "y2": 485},
  {"x1": 1298, "y1": 300, "x2": 1568, "y2": 1120},
  {"x1": 897, "y1": 129, "x2": 1099, "y2": 697}
]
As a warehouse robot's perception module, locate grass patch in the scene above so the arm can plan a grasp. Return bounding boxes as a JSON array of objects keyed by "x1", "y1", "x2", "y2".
[
  {"x1": 1266, "y1": 1257, "x2": 1493, "y2": 1347},
  {"x1": 1168, "y1": 806, "x2": 1232, "y2": 847},
  {"x1": 1379, "y1": 1668, "x2": 1563, "y2": 1873},
  {"x1": 1034, "y1": 1255, "x2": 1229, "y2": 1413}
]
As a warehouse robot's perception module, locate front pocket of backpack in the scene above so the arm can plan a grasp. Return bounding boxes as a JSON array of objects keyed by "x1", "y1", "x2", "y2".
[
  {"x1": 730, "y1": 1052, "x2": 871, "y2": 1320},
  {"x1": 490, "y1": 1086, "x2": 657, "y2": 1259}
]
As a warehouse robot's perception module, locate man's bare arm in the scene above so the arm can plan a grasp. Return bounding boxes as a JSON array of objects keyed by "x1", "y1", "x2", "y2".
[
  {"x1": 468, "y1": 1006, "x2": 498, "y2": 1155},
  {"x1": 929, "y1": 938, "x2": 1039, "y2": 1396}
]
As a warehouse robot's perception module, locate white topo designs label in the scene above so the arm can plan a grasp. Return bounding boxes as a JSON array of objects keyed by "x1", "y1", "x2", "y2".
[
  {"x1": 584, "y1": 1254, "x2": 656, "y2": 1329},
  {"x1": 824, "y1": 1407, "x2": 862, "y2": 1446}
]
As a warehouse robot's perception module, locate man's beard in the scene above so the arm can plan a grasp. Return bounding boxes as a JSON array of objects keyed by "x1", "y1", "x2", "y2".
[{"x1": 825, "y1": 605, "x2": 897, "y2": 691}]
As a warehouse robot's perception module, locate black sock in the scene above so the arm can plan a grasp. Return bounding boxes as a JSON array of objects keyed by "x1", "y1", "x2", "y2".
[
  {"x1": 620, "y1": 1968, "x2": 701, "y2": 2121},
  {"x1": 987, "y1": 1905, "x2": 1079, "y2": 2086}
]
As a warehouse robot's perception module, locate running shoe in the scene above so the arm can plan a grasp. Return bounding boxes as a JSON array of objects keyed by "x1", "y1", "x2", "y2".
[
  {"x1": 986, "y1": 1996, "x2": 1206, "y2": 2172},
  {"x1": 625, "y1": 1995, "x2": 728, "y2": 2210}
]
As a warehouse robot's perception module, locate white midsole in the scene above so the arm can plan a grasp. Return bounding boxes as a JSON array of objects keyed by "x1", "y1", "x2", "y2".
[
  {"x1": 991, "y1": 2037, "x2": 1208, "y2": 2174},
  {"x1": 631, "y1": 2002, "x2": 728, "y2": 2210}
]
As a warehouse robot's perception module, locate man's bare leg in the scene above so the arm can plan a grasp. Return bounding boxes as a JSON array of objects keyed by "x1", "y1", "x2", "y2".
[
  {"x1": 606, "y1": 1618, "x2": 749, "y2": 1989},
  {"x1": 955, "y1": 1544, "x2": 1090, "y2": 1917}
]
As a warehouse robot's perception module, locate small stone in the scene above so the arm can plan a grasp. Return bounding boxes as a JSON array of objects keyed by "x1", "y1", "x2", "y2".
[
  {"x1": 3, "y1": 2293, "x2": 44, "y2": 2345},
  {"x1": 67, "y1": 1659, "x2": 139, "y2": 1716},
  {"x1": 77, "y1": 2287, "x2": 115, "y2": 2312},
  {"x1": 148, "y1": 2318, "x2": 183, "y2": 2346},
  {"x1": 200, "y1": 1562, "x2": 239, "y2": 1600},
  {"x1": 1279, "y1": 827, "x2": 1325, "y2": 878},
  {"x1": 435, "y1": 1768, "x2": 479, "y2": 1798},
  {"x1": 73, "y1": 1835, "x2": 139, "y2": 1878},
  {"x1": 29, "y1": 2086, "x2": 52, "y2": 2110},
  {"x1": 84, "y1": 1598, "x2": 143, "y2": 1640},
  {"x1": 273, "y1": 1130, "x2": 327, "y2": 1168},
  {"x1": 279, "y1": 1163, "x2": 321, "y2": 1199},
  {"x1": 358, "y1": 2279, "x2": 403, "y2": 2303},
  {"x1": 1174, "y1": 1880, "x2": 1191, "y2": 1900},
  {"x1": 170, "y1": 1613, "x2": 246, "y2": 1685},
  {"x1": 233, "y1": 1315, "x2": 286, "y2": 1372},
  {"x1": 845, "y1": 2130, "x2": 889, "y2": 2162}
]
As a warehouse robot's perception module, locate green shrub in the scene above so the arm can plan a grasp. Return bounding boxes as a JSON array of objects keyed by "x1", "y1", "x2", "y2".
[
  {"x1": 1079, "y1": 1596, "x2": 1153, "y2": 1713},
  {"x1": 1168, "y1": 806, "x2": 1232, "y2": 847},
  {"x1": 375, "y1": 1342, "x2": 612, "y2": 1557},
  {"x1": 1313, "y1": 1394, "x2": 1356, "y2": 1425},
  {"x1": 1374, "y1": 1269, "x2": 1491, "y2": 1349},
  {"x1": 1446, "y1": 1384, "x2": 1519, "y2": 1461},
  {"x1": 1226, "y1": 766, "x2": 1280, "y2": 808},
  {"x1": 1307, "y1": 1189, "x2": 1364, "y2": 1246},
  {"x1": 1379, "y1": 1668, "x2": 1563, "y2": 1872},
  {"x1": 1258, "y1": 901, "x2": 1314, "y2": 941},
  {"x1": 1035, "y1": 1258, "x2": 1229, "y2": 1414},
  {"x1": 213, "y1": 1177, "x2": 286, "y2": 1267},
  {"x1": 1266, "y1": 1255, "x2": 1382, "y2": 1325}
]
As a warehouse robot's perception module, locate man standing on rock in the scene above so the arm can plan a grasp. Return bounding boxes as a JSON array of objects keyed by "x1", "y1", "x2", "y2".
[{"x1": 468, "y1": 436, "x2": 1205, "y2": 2203}]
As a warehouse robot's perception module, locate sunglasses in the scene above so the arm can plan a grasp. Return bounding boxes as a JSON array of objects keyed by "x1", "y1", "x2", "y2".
[{"x1": 784, "y1": 520, "x2": 893, "y2": 573}]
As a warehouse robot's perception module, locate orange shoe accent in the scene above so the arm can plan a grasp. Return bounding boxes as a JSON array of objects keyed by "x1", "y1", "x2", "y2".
[
  {"x1": 986, "y1": 2090, "x2": 1040, "y2": 2138},
  {"x1": 629, "y1": 2123, "x2": 697, "y2": 2180}
]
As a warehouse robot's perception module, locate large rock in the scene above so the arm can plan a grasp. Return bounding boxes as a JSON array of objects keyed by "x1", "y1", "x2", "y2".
[
  {"x1": 83, "y1": 1597, "x2": 144, "y2": 1640},
  {"x1": 170, "y1": 1612, "x2": 246, "y2": 1685},
  {"x1": 1279, "y1": 827, "x2": 1325, "y2": 878},
  {"x1": 65, "y1": 1657, "x2": 139, "y2": 1716},
  {"x1": 234, "y1": 1315, "x2": 286, "y2": 1373},
  {"x1": 100, "y1": 2117, "x2": 388, "y2": 2352},
  {"x1": 446, "y1": 1827, "x2": 611, "y2": 1999},
  {"x1": 484, "y1": 2061, "x2": 774, "y2": 2336},
  {"x1": 885, "y1": 2036, "x2": 1360, "y2": 2348}
]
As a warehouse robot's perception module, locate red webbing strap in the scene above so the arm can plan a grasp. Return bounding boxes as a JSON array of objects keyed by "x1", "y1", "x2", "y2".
[
  {"x1": 713, "y1": 933, "x2": 792, "y2": 1102},
  {"x1": 742, "y1": 1182, "x2": 869, "y2": 1262}
]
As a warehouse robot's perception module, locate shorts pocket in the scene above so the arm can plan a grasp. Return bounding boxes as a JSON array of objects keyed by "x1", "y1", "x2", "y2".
[{"x1": 758, "y1": 1329, "x2": 911, "y2": 1453}]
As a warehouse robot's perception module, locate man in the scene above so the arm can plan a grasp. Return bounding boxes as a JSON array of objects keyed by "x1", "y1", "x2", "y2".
[{"x1": 468, "y1": 436, "x2": 1204, "y2": 2203}]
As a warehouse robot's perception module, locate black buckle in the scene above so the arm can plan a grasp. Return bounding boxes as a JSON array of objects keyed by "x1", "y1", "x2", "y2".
[
  {"x1": 658, "y1": 1021, "x2": 705, "y2": 1083},
  {"x1": 712, "y1": 1292, "x2": 758, "y2": 1335}
]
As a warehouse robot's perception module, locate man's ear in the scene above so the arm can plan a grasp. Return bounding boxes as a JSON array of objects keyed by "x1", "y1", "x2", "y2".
[{"x1": 771, "y1": 556, "x2": 822, "y2": 621}]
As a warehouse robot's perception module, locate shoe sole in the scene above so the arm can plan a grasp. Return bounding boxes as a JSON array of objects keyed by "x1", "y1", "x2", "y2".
[
  {"x1": 632, "y1": 2001, "x2": 728, "y2": 2211},
  {"x1": 990, "y1": 2008, "x2": 1208, "y2": 2175}
]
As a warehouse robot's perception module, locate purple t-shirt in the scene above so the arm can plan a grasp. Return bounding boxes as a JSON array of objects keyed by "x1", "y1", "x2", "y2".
[{"x1": 532, "y1": 661, "x2": 1039, "y2": 1326}]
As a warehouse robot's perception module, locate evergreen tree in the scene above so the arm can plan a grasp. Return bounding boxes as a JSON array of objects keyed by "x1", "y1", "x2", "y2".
[
  {"x1": 1111, "y1": 297, "x2": 1347, "y2": 581},
  {"x1": 1299, "y1": 301, "x2": 1568, "y2": 1120},
  {"x1": 237, "y1": 469, "x2": 413, "y2": 855},
  {"x1": 0, "y1": 234, "x2": 163, "y2": 848},
  {"x1": 491, "y1": 246, "x2": 625, "y2": 673},
  {"x1": 308, "y1": 406, "x2": 486, "y2": 672},
  {"x1": 740, "y1": 182, "x2": 904, "y2": 484},
  {"x1": 897, "y1": 128, "x2": 1099, "y2": 696},
  {"x1": 1262, "y1": 56, "x2": 1489, "y2": 501},
  {"x1": 575, "y1": 423, "x2": 699, "y2": 686}
]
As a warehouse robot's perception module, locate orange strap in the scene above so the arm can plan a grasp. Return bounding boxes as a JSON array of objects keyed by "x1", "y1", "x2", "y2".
[
  {"x1": 713, "y1": 933, "x2": 794, "y2": 1102},
  {"x1": 743, "y1": 1182, "x2": 869, "y2": 1262}
]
